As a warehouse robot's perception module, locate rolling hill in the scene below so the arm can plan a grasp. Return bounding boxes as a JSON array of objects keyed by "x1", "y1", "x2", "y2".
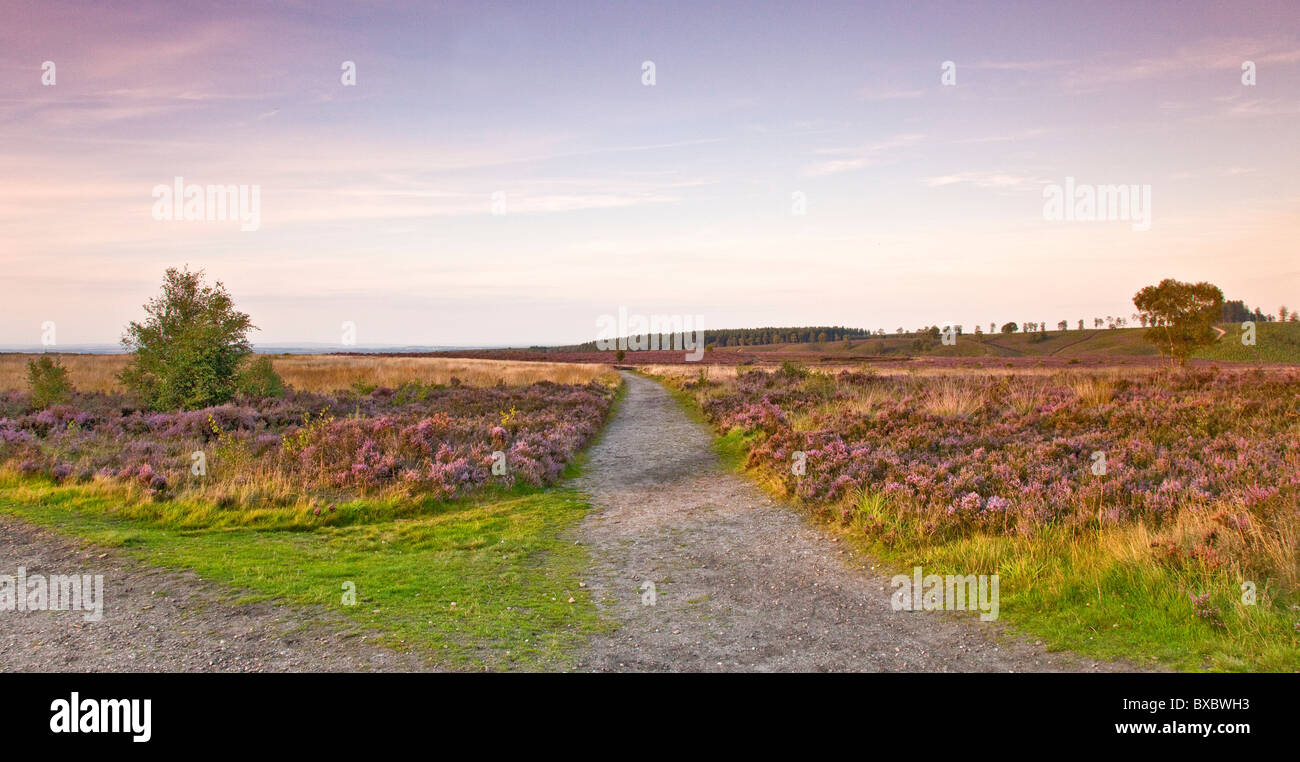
[{"x1": 701, "y1": 322, "x2": 1300, "y2": 364}]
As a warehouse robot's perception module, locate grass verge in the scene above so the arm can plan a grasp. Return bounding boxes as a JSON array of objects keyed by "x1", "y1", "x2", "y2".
[{"x1": 0, "y1": 475, "x2": 606, "y2": 670}]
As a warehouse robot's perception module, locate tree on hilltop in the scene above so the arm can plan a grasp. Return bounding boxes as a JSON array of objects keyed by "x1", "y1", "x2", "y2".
[{"x1": 1133, "y1": 278, "x2": 1225, "y2": 368}]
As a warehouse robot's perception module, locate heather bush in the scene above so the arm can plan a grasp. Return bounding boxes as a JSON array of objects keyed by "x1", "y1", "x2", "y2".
[
  {"x1": 0, "y1": 380, "x2": 615, "y2": 508},
  {"x1": 695, "y1": 368, "x2": 1299, "y2": 528}
]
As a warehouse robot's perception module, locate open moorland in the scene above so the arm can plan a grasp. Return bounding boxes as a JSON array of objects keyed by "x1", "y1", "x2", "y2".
[{"x1": 3, "y1": 338, "x2": 1297, "y2": 671}]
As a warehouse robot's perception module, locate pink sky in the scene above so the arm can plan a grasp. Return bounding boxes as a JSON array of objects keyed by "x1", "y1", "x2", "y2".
[{"x1": 2, "y1": 0, "x2": 1298, "y2": 346}]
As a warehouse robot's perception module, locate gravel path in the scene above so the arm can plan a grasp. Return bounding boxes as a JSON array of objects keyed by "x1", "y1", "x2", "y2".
[
  {"x1": 573, "y1": 372, "x2": 1138, "y2": 672},
  {"x1": 0, "y1": 516, "x2": 429, "y2": 672}
]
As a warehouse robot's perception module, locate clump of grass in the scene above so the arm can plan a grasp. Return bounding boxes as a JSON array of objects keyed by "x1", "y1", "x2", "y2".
[
  {"x1": 1003, "y1": 377, "x2": 1044, "y2": 416},
  {"x1": 924, "y1": 380, "x2": 981, "y2": 417},
  {"x1": 841, "y1": 385, "x2": 886, "y2": 415},
  {"x1": 1071, "y1": 375, "x2": 1115, "y2": 406}
]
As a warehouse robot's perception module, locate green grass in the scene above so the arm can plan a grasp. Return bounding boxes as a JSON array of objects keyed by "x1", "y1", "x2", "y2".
[
  {"x1": 0, "y1": 380, "x2": 628, "y2": 671},
  {"x1": 712, "y1": 427, "x2": 755, "y2": 473},
  {"x1": 1193, "y1": 321, "x2": 1300, "y2": 363},
  {"x1": 0, "y1": 476, "x2": 606, "y2": 669},
  {"x1": 842, "y1": 496, "x2": 1299, "y2": 672}
]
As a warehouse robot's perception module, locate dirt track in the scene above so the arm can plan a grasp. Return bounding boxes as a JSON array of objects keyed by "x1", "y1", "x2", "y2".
[{"x1": 572, "y1": 372, "x2": 1137, "y2": 672}]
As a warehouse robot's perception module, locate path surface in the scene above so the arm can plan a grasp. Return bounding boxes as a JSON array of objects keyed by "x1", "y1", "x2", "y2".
[
  {"x1": 0, "y1": 516, "x2": 429, "y2": 672},
  {"x1": 573, "y1": 372, "x2": 1135, "y2": 672}
]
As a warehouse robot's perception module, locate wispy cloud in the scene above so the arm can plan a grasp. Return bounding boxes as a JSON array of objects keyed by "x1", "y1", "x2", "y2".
[
  {"x1": 923, "y1": 172, "x2": 1044, "y2": 189},
  {"x1": 952, "y1": 128, "x2": 1048, "y2": 144},
  {"x1": 857, "y1": 87, "x2": 924, "y2": 101},
  {"x1": 1213, "y1": 95, "x2": 1300, "y2": 118},
  {"x1": 804, "y1": 134, "x2": 926, "y2": 176},
  {"x1": 967, "y1": 59, "x2": 1074, "y2": 71},
  {"x1": 1061, "y1": 36, "x2": 1300, "y2": 90}
]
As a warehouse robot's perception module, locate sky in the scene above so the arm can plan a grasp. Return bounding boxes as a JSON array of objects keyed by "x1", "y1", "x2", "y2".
[{"x1": 1, "y1": 0, "x2": 1298, "y2": 347}]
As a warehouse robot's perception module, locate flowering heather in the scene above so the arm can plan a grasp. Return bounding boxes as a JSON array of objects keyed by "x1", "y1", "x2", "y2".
[
  {"x1": 683, "y1": 366, "x2": 1300, "y2": 534},
  {"x1": 0, "y1": 380, "x2": 615, "y2": 504}
]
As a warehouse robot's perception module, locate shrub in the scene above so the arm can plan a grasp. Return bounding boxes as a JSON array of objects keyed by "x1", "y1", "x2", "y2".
[
  {"x1": 119, "y1": 267, "x2": 256, "y2": 411},
  {"x1": 26, "y1": 355, "x2": 74, "y2": 408},
  {"x1": 779, "y1": 360, "x2": 809, "y2": 379},
  {"x1": 236, "y1": 355, "x2": 285, "y2": 398}
]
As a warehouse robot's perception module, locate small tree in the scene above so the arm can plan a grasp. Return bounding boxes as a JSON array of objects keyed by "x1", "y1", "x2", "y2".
[
  {"x1": 26, "y1": 355, "x2": 74, "y2": 408},
  {"x1": 1000, "y1": 322, "x2": 1018, "y2": 334},
  {"x1": 120, "y1": 267, "x2": 256, "y2": 410},
  {"x1": 1133, "y1": 278, "x2": 1225, "y2": 368},
  {"x1": 236, "y1": 355, "x2": 285, "y2": 398}
]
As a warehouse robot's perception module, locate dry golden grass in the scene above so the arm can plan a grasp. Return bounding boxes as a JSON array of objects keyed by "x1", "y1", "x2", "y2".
[
  {"x1": 1070, "y1": 374, "x2": 1117, "y2": 406},
  {"x1": 0, "y1": 353, "x2": 617, "y2": 393},
  {"x1": 640, "y1": 363, "x2": 854, "y2": 381},
  {"x1": 641, "y1": 362, "x2": 1163, "y2": 383},
  {"x1": 271, "y1": 355, "x2": 618, "y2": 390},
  {"x1": 0, "y1": 354, "x2": 129, "y2": 393},
  {"x1": 1003, "y1": 376, "x2": 1047, "y2": 415},
  {"x1": 838, "y1": 384, "x2": 888, "y2": 415},
  {"x1": 923, "y1": 379, "x2": 982, "y2": 417},
  {"x1": 1104, "y1": 502, "x2": 1300, "y2": 596}
]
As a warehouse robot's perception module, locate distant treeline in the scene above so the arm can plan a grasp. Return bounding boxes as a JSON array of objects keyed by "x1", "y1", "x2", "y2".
[
  {"x1": 1222, "y1": 300, "x2": 1289, "y2": 323},
  {"x1": 559, "y1": 326, "x2": 874, "y2": 352},
  {"x1": 545, "y1": 302, "x2": 1290, "y2": 354}
]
